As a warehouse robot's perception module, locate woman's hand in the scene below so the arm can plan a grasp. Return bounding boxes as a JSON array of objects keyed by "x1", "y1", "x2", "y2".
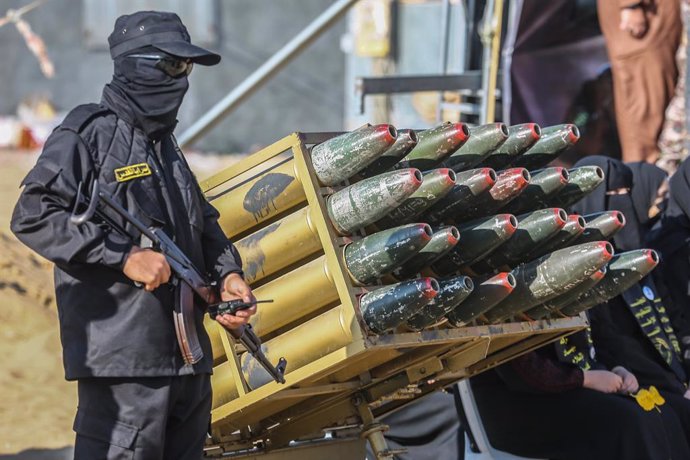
[
  {"x1": 611, "y1": 366, "x2": 640, "y2": 393},
  {"x1": 583, "y1": 370, "x2": 624, "y2": 393}
]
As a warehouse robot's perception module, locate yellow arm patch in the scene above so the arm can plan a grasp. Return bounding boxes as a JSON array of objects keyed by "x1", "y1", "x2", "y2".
[{"x1": 114, "y1": 163, "x2": 152, "y2": 182}]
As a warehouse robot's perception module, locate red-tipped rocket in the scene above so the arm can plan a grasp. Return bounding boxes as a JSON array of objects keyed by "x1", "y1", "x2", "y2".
[
  {"x1": 311, "y1": 123, "x2": 397, "y2": 186},
  {"x1": 483, "y1": 241, "x2": 615, "y2": 323},
  {"x1": 446, "y1": 272, "x2": 517, "y2": 327}
]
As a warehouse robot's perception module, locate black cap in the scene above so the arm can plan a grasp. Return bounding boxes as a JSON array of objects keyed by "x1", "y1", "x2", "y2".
[{"x1": 108, "y1": 11, "x2": 221, "y2": 66}]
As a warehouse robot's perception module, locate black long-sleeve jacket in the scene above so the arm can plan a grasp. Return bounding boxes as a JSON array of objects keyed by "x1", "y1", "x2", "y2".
[{"x1": 11, "y1": 87, "x2": 242, "y2": 379}]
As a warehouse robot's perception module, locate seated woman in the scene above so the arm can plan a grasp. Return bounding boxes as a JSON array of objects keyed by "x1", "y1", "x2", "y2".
[
  {"x1": 571, "y1": 157, "x2": 690, "y2": 425},
  {"x1": 649, "y1": 158, "x2": 690, "y2": 359},
  {"x1": 471, "y1": 339, "x2": 689, "y2": 460}
]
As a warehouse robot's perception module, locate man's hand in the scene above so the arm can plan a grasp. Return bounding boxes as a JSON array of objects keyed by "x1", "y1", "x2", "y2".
[
  {"x1": 620, "y1": 7, "x2": 648, "y2": 38},
  {"x1": 215, "y1": 273, "x2": 256, "y2": 330},
  {"x1": 123, "y1": 246, "x2": 171, "y2": 291},
  {"x1": 611, "y1": 366, "x2": 640, "y2": 393},
  {"x1": 583, "y1": 370, "x2": 623, "y2": 393}
]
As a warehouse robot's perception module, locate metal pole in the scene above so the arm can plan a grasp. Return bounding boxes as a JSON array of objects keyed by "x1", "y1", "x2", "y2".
[
  {"x1": 479, "y1": 0, "x2": 502, "y2": 123},
  {"x1": 178, "y1": 0, "x2": 361, "y2": 148},
  {"x1": 435, "y1": 0, "x2": 452, "y2": 123},
  {"x1": 501, "y1": 0, "x2": 522, "y2": 124}
]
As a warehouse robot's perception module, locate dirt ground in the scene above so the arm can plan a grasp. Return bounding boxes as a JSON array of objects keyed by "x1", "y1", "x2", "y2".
[{"x1": 0, "y1": 150, "x2": 240, "y2": 456}]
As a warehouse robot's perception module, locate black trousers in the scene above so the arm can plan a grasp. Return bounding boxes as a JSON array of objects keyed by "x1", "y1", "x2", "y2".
[{"x1": 73, "y1": 374, "x2": 211, "y2": 460}]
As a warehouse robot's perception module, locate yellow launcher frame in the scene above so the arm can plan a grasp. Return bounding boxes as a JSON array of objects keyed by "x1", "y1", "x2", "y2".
[{"x1": 200, "y1": 132, "x2": 587, "y2": 455}]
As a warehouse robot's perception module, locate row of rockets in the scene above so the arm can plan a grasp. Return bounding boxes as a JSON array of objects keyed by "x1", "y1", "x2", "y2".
[{"x1": 208, "y1": 121, "x2": 658, "y2": 401}]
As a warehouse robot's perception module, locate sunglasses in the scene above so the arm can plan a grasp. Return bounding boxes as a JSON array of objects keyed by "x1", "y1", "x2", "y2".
[{"x1": 126, "y1": 54, "x2": 193, "y2": 77}]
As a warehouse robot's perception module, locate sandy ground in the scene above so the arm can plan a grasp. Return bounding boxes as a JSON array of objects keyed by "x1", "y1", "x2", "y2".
[{"x1": 0, "y1": 149, "x2": 241, "y2": 457}]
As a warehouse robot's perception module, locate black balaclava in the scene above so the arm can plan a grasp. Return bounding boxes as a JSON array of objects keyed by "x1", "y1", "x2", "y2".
[
  {"x1": 106, "y1": 46, "x2": 189, "y2": 141},
  {"x1": 570, "y1": 155, "x2": 641, "y2": 251}
]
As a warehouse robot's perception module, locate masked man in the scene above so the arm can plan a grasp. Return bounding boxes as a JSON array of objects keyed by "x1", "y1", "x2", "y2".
[{"x1": 11, "y1": 11, "x2": 255, "y2": 459}]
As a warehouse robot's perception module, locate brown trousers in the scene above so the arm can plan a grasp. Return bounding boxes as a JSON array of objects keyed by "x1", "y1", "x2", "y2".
[{"x1": 598, "y1": 0, "x2": 681, "y2": 163}]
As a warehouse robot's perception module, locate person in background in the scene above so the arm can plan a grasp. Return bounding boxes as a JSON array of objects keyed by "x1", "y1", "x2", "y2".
[
  {"x1": 10, "y1": 11, "x2": 256, "y2": 459},
  {"x1": 597, "y1": 0, "x2": 681, "y2": 163},
  {"x1": 649, "y1": 157, "x2": 690, "y2": 376},
  {"x1": 562, "y1": 67, "x2": 622, "y2": 166},
  {"x1": 657, "y1": 0, "x2": 690, "y2": 174}
]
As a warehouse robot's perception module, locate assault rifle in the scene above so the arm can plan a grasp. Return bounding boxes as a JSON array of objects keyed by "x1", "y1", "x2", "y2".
[{"x1": 70, "y1": 180, "x2": 287, "y2": 384}]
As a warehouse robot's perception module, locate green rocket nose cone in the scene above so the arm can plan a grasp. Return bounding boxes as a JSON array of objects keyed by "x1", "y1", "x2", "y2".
[
  {"x1": 527, "y1": 214, "x2": 587, "y2": 260},
  {"x1": 502, "y1": 167, "x2": 569, "y2": 215},
  {"x1": 480, "y1": 123, "x2": 541, "y2": 170},
  {"x1": 376, "y1": 168, "x2": 457, "y2": 228},
  {"x1": 394, "y1": 226, "x2": 460, "y2": 278},
  {"x1": 444, "y1": 123, "x2": 509, "y2": 172},
  {"x1": 526, "y1": 266, "x2": 607, "y2": 320},
  {"x1": 358, "y1": 128, "x2": 418, "y2": 178},
  {"x1": 560, "y1": 249, "x2": 659, "y2": 317},
  {"x1": 432, "y1": 214, "x2": 518, "y2": 274},
  {"x1": 547, "y1": 166, "x2": 605, "y2": 209},
  {"x1": 399, "y1": 122, "x2": 470, "y2": 171},
  {"x1": 424, "y1": 168, "x2": 497, "y2": 224},
  {"x1": 446, "y1": 272, "x2": 516, "y2": 327},
  {"x1": 327, "y1": 168, "x2": 423, "y2": 235},
  {"x1": 344, "y1": 223, "x2": 433, "y2": 285},
  {"x1": 484, "y1": 241, "x2": 615, "y2": 323},
  {"x1": 311, "y1": 123, "x2": 397, "y2": 186},
  {"x1": 406, "y1": 275, "x2": 474, "y2": 330},
  {"x1": 472, "y1": 208, "x2": 568, "y2": 273},
  {"x1": 512, "y1": 124, "x2": 580, "y2": 170},
  {"x1": 360, "y1": 278, "x2": 440, "y2": 334},
  {"x1": 574, "y1": 211, "x2": 627, "y2": 245},
  {"x1": 455, "y1": 168, "x2": 531, "y2": 222}
]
